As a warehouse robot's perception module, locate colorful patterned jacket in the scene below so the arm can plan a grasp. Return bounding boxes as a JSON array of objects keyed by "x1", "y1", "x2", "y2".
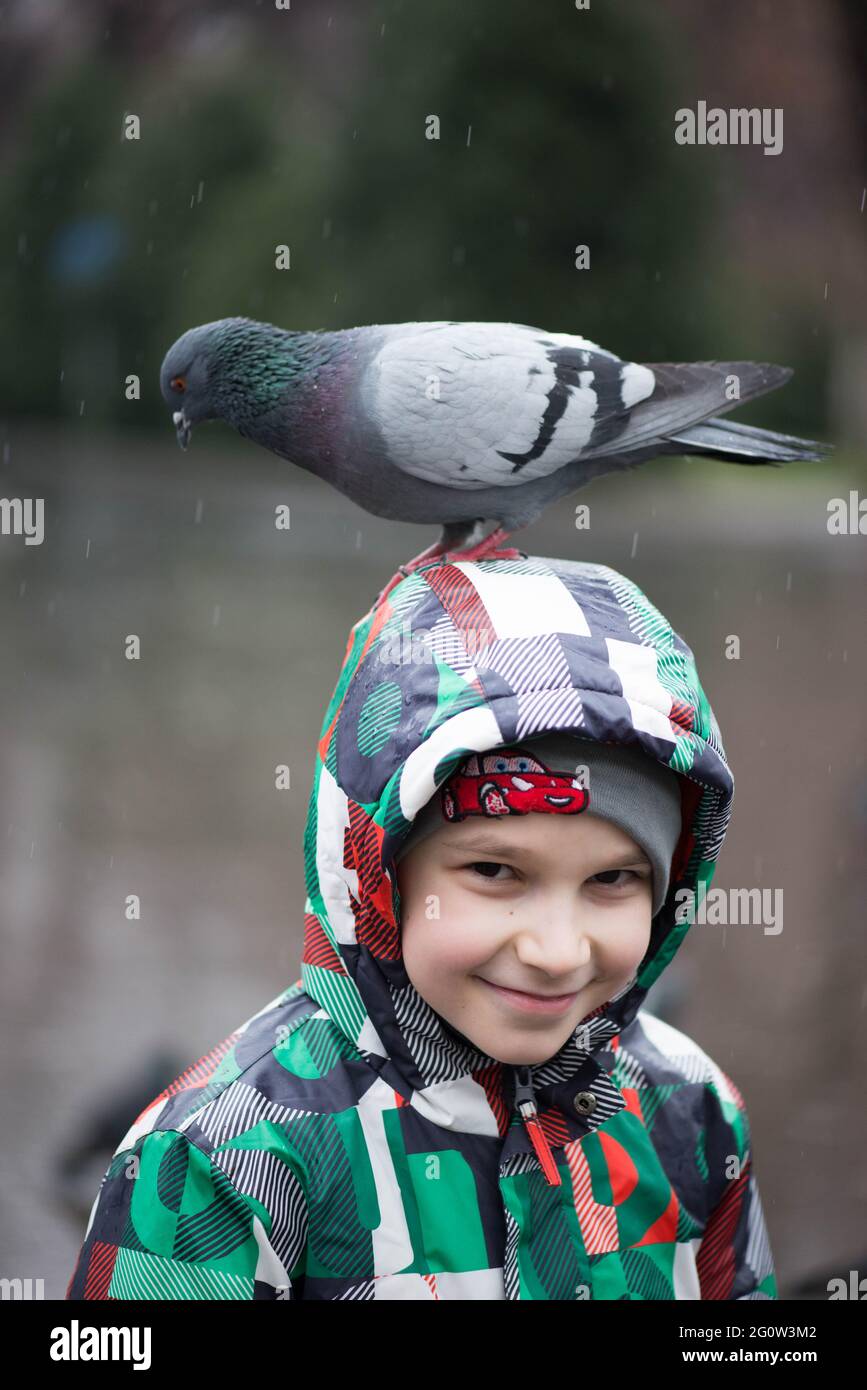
[{"x1": 67, "y1": 554, "x2": 776, "y2": 1300}]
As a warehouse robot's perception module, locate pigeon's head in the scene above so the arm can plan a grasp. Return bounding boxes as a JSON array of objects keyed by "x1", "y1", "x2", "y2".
[{"x1": 160, "y1": 322, "x2": 225, "y2": 450}]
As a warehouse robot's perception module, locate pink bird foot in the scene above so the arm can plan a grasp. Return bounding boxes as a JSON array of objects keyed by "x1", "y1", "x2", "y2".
[{"x1": 373, "y1": 527, "x2": 523, "y2": 609}]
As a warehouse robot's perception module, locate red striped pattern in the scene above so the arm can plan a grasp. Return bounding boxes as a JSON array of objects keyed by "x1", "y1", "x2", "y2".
[
  {"x1": 82, "y1": 1240, "x2": 118, "y2": 1300},
  {"x1": 696, "y1": 1165, "x2": 748, "y2": 1298},
  {"x1": 669, "y1": 698, "x2": 696, "y2": 734},
  {"x1": 422, "y1": 563, "x2": 497, "y2": 649},
  {"x1": 473, "y1": 1061, "x2": 510, "y2": 1136},
  {"x1": 537, "y1": 1106, "x2": 571, "y2": 1149},
  {"x1": 301, "y1": 912, "x2": 348, "y2": 974},
  {"x1": 133, "y1": 1031, "x2": 242, "y2": 1125},
  {"x1": 345, "y1": 800, "x2": 401, "y2": 960},
  {"x1": 563, "y1": 1139, "x2": 620, "y2": 1254}
]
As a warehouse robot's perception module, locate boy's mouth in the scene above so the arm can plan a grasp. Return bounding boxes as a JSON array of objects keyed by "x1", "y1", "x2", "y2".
[{"x1": 475, "y1": 976, "x2": 582, "y2": 1016}]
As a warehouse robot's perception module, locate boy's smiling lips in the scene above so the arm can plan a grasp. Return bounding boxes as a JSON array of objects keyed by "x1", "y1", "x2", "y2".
[{"x1": 473, "y1": 975, "x2": 586, "y2": 1015}]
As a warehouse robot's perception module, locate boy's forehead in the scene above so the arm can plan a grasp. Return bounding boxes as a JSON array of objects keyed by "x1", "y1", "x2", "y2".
[{"x1": 434, "y1": 811, "x2": 649, "y2": 859}]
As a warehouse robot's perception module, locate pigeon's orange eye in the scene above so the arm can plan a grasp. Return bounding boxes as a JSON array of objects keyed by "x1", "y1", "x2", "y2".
[{"x1": 170, "y1": 375, "x2": 186, "y2": 393}]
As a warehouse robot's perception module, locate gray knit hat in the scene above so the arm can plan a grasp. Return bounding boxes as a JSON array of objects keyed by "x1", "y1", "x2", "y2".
[{"x1": 394, "y1": 731, "x2": 683, "y2": 917}]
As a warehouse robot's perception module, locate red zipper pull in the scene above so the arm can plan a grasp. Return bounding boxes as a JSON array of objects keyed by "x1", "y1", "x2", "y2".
[{"x1": 513, "y1": 1066, "x2": 561, "y2": 1186}]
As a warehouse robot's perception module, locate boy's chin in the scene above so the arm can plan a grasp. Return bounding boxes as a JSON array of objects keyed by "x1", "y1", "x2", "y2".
[
  {"x1": 485, "y1": 1033, "x2": 578, "y2": 1067},
  {"x1": 439, "y1": 1011, "x2": 580, "y2": 1067}
]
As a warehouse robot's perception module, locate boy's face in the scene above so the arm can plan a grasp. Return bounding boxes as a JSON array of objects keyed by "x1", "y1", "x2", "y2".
[{"x1": 396, "y1": 810, "x2": 654, "y2": 1067}]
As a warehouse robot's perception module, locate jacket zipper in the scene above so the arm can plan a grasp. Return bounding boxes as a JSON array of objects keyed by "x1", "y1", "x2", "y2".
[{"x1": 512, "y1": 1065, "x2": 561, "y2": 1186}]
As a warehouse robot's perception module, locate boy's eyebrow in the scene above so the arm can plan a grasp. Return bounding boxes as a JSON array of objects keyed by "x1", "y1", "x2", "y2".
[
  {"x1": 440, "y1": 834, "x2": 650, "y2": 867},
  {"x1": 440, "y1": 835, "x2": 521, "y2": 856}
]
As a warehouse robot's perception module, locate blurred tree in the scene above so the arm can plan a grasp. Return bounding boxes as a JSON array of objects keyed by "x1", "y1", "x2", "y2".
[
  {"x1": 0, "y1": 0, "x2": 824, "y2": 433},
  {"x1": 322, "y1": 0, "x2": 715, "y2": 359},
  {"x1": 0, "y1": 58, "x2": 286, "y2": 425}
]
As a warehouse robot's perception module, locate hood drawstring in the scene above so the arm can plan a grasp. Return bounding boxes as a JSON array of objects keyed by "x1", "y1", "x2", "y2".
[{"x1": 512, "y1": 1065, "x2": 562, "y2": 1187}]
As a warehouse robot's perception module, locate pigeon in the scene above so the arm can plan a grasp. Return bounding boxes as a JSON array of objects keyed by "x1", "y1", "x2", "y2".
[{"x1": 160, "y1": 316, "x2": 829, "y2": 604}]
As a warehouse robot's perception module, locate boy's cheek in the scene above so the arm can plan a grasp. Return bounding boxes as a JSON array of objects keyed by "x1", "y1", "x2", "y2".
[
  {"x1": 399, "y1": 873, "x2": 466, "y2": 933},
  {"x1": 402, "y1": 901, "x2": 503, "y2": 976},
  {"x1": 604, "y1": 920, "x2": 653, "y2": 977}
]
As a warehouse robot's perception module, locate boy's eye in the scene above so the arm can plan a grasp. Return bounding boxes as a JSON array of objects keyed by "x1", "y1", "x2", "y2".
[
  {"x1": 590, "y1": 869, "x2": 642, "y2": 888},
  {"x1": 468, "y1": 860, "x2": 513, "y2": 880}
]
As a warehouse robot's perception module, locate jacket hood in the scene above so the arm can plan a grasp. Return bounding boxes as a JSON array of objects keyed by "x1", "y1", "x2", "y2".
[{"x1": 300, "y1": 555, "x2": 733, "y2": 1135}]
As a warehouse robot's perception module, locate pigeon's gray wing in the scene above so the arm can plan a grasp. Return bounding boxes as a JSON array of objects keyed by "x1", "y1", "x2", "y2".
[
  {"x1": 361, "y1": 322, "x2": 656, "y2": 490},
  {"x1": 579, "y1": 360, "x2": 795, "y2": 461}
]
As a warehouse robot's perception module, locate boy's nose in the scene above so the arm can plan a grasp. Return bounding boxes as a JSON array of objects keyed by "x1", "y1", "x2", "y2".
[{"x1": 511, "y1": 911, "x2": 594, "y2": 981}]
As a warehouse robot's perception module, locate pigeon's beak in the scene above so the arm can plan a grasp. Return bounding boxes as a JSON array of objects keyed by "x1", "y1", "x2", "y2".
[{"x1": 172, "y1": 410, "x2": 192, "y2": 451}]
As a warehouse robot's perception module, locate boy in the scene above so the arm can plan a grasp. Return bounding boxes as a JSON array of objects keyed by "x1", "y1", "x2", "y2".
[{"x1": 67, "y1": 553, "x2": 776, "y2": 1300}]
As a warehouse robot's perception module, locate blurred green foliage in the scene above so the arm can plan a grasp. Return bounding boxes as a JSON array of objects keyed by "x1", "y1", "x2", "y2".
[{"x1": 0, "y1": 0, "x2": 828, "y2": 434}]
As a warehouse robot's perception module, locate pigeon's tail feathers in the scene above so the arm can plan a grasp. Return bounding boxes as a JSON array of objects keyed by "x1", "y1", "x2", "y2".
[
  {"x1": 665, "y1": 416, "x2": 831, "y2": 465},
  {"x1": 583, "y1": 360, "x2": 795, "y2": 461}
]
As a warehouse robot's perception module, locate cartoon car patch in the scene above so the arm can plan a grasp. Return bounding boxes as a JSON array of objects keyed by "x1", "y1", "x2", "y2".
[{"x1": 440, "y1": 746, "x2": 590, "y2": 821}]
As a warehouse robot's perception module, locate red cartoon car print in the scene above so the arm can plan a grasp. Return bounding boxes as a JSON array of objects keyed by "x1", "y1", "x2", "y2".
[{"x1": 441, "y1": 747, "x2": 590, "y2": 821}]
